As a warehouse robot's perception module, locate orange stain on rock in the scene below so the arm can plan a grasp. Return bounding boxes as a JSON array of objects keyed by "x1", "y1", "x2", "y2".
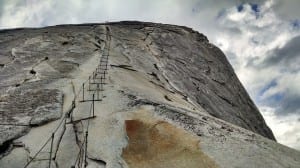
[{"x1": 122, "y1": 119, "x2": 219, "y2": 168}]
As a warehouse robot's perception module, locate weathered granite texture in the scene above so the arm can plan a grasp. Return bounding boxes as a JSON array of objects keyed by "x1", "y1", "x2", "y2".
[
  {"x1": 107, "y1": 21, "x2": 275, "y2": 140},
  {"x1": 0, "y1": 21, "x2": 299, "y2": 168},
  {"x1": 0, "y1": 89, "x2": 62, "y2": 146},
  {"x1": 0, "y1": 25, "x2": 106, "y2": 155}
]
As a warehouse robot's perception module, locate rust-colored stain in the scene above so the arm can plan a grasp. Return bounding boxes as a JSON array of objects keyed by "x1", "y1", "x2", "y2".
[{"x1": 122, "y1": 119, "x2": 219, "y2": 168}]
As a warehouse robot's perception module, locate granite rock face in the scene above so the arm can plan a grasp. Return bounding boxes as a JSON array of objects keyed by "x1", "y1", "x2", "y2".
[
  {"x1": 0, "y1": 21, "x2": 299, "y2": 168},
  {"x1": 108, "y1": 21, "x2": 275, "y2": 140}
]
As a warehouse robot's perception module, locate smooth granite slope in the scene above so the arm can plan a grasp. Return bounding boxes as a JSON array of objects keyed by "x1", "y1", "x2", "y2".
[{"x1": 0, "y1": 21, "x2": 298, "y2": 168}]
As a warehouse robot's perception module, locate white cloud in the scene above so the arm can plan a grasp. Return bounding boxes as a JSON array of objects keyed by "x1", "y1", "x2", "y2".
[
  {"x1": 214, "y1": 0, "x2": 300, "y2": 149},
  {"x1": 0, "y1": 0, "x2": 54, "y2": 28},
  {"x1": 261, "y1": 106, "x2": 300, "y2": 150},
  {"x1": 0, "y1": 0, "x2": 242, "y2": 36},
  {"x1": 214, "y1": 0, "x2": 300, "y2": 100}
]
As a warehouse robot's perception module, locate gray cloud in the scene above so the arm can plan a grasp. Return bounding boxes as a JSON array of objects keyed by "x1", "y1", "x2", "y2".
[
  {"x1": 279, "y1": 94, "x2": 300, "y2": 115},
  {"x1": 0, "y1": 0, "x2": 267, "y2": 37},
  {"x1": 244, "y1": 35, "x2": 300, "y2": 116},
  {"x1": 213, "y1": 0, "x2": 300, "y2": 149},
  {"x1": 263, "y1": 36, "x2": 300, "y2": 68},
  {"x1": 273, "y1": 0, "x2": 300, "y2": 20}
]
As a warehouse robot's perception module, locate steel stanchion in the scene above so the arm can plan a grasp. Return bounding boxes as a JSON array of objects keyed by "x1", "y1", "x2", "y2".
[
  {"x1": 49, "y1": 133, "x2": 54, "y2": 168},
  {"x1": 82, "y1": 83, "x2": 85, "y2": 101}
]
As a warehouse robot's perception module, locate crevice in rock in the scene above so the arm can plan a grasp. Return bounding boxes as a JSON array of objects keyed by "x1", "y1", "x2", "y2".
[
  {"x1": 110, "y1": 64, "x2": 137, "y2": 71},
  {"x1": 128, "y1": 98, "x2": 160, "y2": 107},
  {"x1": 14, "y1": 77, "x2": 33, "y2": 88},
  {"x1": 191, "y1": 76, "x2": 207, "y2": 85},
  {"x1": 61, "y1": 41, "x2": 69, "y2": 45},
  {"x1": 148, "y1": 72, "x2": 160, "y2": 81},
  {"x1": 0, "y1": 140, "x2": 13, "y2": 158},
  {"x1": 174, "y1": 58, "x2": 186, "y2": 65},
  {"x1": 93, "y1": 43, "x2": 102, "y2": 49},
  {"x1": 148, "y1": 80, "x2": 175, "y2": 94},
  {"x1": 88, "y1": 156, "x2": 107, "y2": 166},
  {"x1": 12, "y1": 141, "x2": 25, "y2": 148},
  {"x1": 164, "y1": 95, "x2": 172, "y2": 102},
  {"x1": 60, "y1": 60, "x2": 80, "y2": 67},
  {"x1": 217, "y1": 94, "x2": 236, "y2": 107},
  {"x1": 55, "y1": 160, "x2": 59, "y2": 168},
  {"x1": 30, "y1": 69, "x2": 36, "y2": 75},
  {"x1": 212, "y1": 78, "x2": 225, "y2": 85}
]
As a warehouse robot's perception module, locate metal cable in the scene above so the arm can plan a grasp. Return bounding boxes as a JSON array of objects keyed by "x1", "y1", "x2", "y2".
[
  {"x1": 24, "y1": 28, "x2": 111, "y2": 168},
  {"x1": 24, "y1": 135, "x2": 52, "y2": 168}
]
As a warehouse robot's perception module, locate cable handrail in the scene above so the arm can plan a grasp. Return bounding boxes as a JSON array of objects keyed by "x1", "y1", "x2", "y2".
[
  {"x1": 24, "y1": 135, "x2": 52, "y2": 167},
  {"x1": 23, "y1": 26, "x2": 112, "y2": 168}
]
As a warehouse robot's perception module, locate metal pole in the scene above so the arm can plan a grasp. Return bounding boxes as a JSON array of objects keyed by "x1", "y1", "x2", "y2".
[
  {"x1": 92, "y1": 94, "x2": 95, "y2": 117},
  {"x1": 84, "y1": 131, "x2": 88, "y2": 167},
  {"x1": 89, "y1": 76, "x2": 91, "y2": 91},
  {"x1": 70, "y1": 109, "x2": 73, "y2": 122},
  {"x1": 49, "y1": 133, "x2": 54, "y2": 168},
  {"x1": 100, "y1": 77, "x2": 103, "y2": 91},
  {"x1": 82, "y1": 83, "x2": 85, "y2": 101},
  {"x1": 97, "y1": 84, "x2": 99, "y2": 100}
]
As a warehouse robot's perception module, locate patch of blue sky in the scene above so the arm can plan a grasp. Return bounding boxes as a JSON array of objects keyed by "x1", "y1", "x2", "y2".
[
  {"x1": 237, "y1": 3, "x2": 260, "y2": 18},
  {"x1": 236, "y1": 3, "x2": 259, "y2": 13},
  {"x1": 291, "y1": 19, "x2": 300, "y2": 29},
  {"x1": 250, "y1": 3, "x2": 259, "y2": 13},
  {"x1": 270, "y1": 93, "x2": 284, "y2": 102},
  {"x1": 259, "y1": 79, "x2": 277, "y2": 97},
  {"x1": 257, "y1": 79, "x2": 285, "y2": 105},
  {"x1": 237, "y1": 4, "x2": 243, "y2": 12}
]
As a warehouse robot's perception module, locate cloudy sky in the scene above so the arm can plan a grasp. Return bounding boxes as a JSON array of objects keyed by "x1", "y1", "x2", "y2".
[{"x1": 0, "y1": 0, "x2": 299, "y2": 150}]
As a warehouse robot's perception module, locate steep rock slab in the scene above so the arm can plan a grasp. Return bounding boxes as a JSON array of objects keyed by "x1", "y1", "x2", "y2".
[
  {"x1": 0, "y1": 22, "x2": 274, "y2": 140},
  {"x1": 0, "y1": 25, "x2": 107, "y2": 156},
  {"x1": 108, "y1": 21, "x2": 274, "y2": 140},
  {"x1": 1, "y1": 22, "x2": 297, "y2": 168}
]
